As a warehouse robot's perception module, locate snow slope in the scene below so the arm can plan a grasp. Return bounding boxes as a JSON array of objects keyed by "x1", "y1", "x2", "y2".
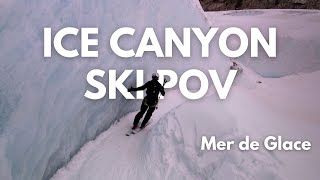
[{"x1": 51, "y1": 89, "x2": 282, "y2": 180}]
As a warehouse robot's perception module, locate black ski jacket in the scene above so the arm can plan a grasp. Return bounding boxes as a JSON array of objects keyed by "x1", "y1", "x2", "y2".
[{"x1": 130, "y1": 79, "x2": 165, "y2": 100}]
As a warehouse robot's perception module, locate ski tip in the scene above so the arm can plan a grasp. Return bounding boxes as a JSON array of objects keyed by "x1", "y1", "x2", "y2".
[{"x1": 125, "y1": 131, "x2": 132, "y2": 136}]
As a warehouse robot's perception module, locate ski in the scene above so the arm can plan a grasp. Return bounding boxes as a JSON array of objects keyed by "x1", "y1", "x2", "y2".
[
  {"x1": 125, "y1": 119, "x2": 152, "y2": 136},
  {"x1": 125, "y1": 129, "x2": 134, "y2": 136},
  {"x1": 125, "y1": 122, "x2": 141, "y2": 136}
]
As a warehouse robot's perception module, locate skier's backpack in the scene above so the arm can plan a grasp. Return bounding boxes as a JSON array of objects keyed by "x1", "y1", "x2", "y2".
[{"x1": 146, "y1": 81, "x2": 161, "y2": 98}]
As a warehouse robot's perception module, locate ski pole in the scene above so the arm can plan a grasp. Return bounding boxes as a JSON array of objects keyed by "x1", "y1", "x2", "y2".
[{"x1": 156, "y1": 78, "x2": 168, "y2": 109}]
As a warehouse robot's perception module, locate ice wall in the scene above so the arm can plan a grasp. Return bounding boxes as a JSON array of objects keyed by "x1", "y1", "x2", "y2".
[{"x1": 0, "y1": 0, "x2": 216, "y2": 180}]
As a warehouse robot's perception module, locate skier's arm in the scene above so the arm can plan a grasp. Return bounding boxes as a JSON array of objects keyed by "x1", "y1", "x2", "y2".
[
  {"x1": 135, "y1": 83, "x2": 148, "y2": 91},
  {"x1": 128, "y1": 82, "x2": 149, "y2": 92}
]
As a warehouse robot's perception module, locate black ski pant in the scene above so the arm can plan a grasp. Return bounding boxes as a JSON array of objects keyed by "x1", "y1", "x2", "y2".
[{"x1": 133, "y1": 102, "x2": 156, "y2": 127}]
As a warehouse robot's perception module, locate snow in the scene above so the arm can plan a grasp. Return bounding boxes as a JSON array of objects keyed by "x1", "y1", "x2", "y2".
[
  {"x1": 1, "y1": 0, "x2": 320, "y2": 179},
  {"x1": 51, "y1": 69, "x2": 320, "y2": 180},
  {"x1": 205, "y1": 9, "x2": 320, "y2": 77},
  {"x1": 51, "y1": 89, "x2": 282, "y2": 180}
]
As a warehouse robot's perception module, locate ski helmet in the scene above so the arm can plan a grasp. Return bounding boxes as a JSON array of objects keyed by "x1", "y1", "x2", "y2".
[{"x1": 152, "y1": 73, "x2": 159, "y2": 80}]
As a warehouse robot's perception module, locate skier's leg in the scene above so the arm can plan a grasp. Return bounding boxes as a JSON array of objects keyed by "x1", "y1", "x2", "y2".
[
  {"x1": 133, "y1": 103, "x2": 148, "y2": 126},
  {"x1": 141, "y1": 106, "x2": 156, "y2": 127}
]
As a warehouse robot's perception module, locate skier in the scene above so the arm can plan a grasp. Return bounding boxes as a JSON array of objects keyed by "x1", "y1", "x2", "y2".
[{"x1": 128, "y1": 73, "x2": 165, "y2": 130}]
